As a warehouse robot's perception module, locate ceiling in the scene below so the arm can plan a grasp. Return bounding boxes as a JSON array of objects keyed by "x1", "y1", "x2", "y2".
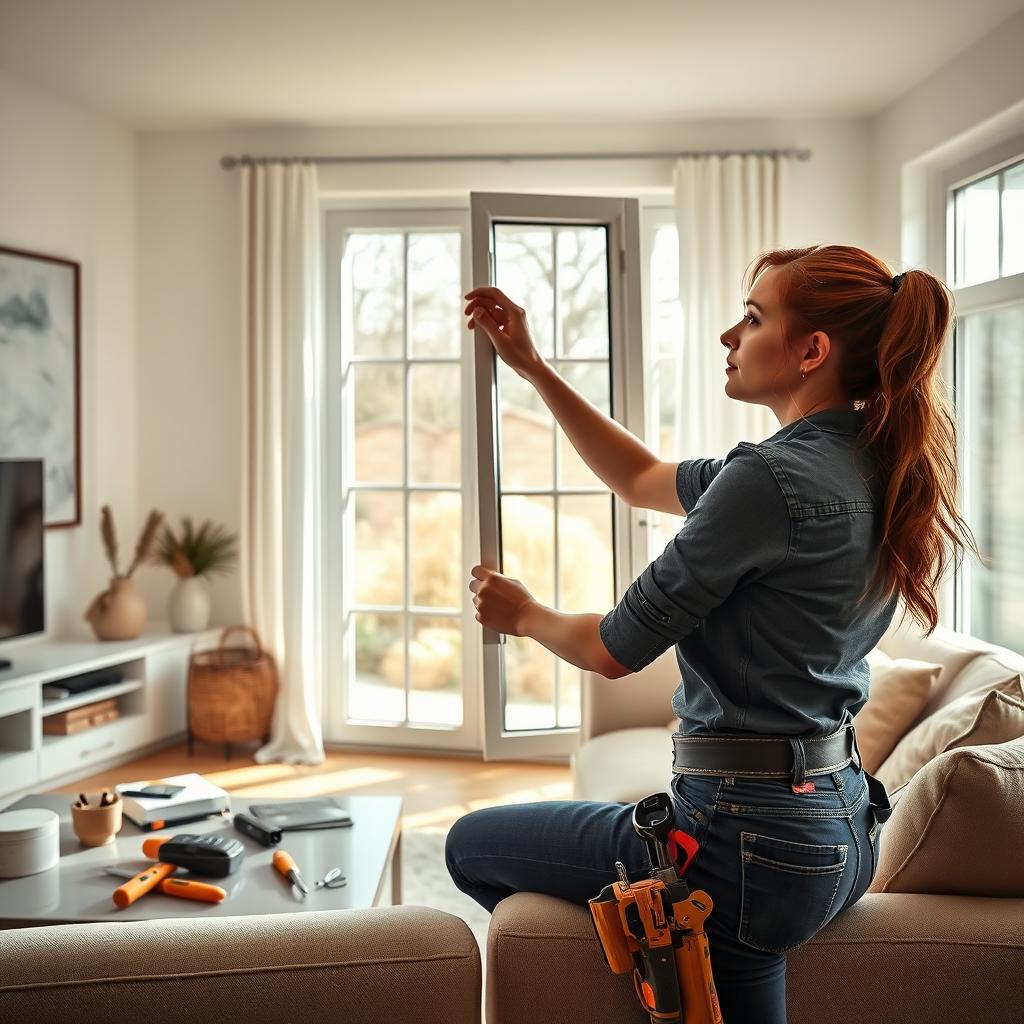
[{"x1": 0, "y1": 0, "x2": 1021, "y2": 131}]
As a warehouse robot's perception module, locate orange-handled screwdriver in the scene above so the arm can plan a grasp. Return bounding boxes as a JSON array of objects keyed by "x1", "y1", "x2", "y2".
[
  {"x1": 273, "y1": 849, "x2": 310, "y2": 898},
  {"x1": 113, "y1": 862, "x2": 178, "y2": 908}
]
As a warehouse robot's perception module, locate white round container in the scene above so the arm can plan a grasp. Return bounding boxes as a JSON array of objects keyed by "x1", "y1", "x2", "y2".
[{"x1": 0, "y1": 809, "x2": 60, "y2": 878}]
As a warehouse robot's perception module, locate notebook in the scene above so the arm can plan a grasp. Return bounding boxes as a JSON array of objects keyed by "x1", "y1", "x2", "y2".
[
  {"x1": 115, "y1": 772, "x2": 231, "y2": 827},
  {"x1": 247, "y1": 797, "x2": 353, "y2": 830}
]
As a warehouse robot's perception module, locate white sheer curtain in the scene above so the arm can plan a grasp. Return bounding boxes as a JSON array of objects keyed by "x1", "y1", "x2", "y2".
[
  {"x1": 673, "y1": 153, "x2": 792, "y2": 459},
  {"x1": 240, "y1": 161, "x2": 325, "y2": 765}
]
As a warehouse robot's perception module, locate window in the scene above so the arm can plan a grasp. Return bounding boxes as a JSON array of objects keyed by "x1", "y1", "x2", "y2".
[
  {"x1": 945, "y1": 153, "x2": 1024, "y2": 652},
  {"x1": 323, "y1": 197, "x2": 658, "y2": 757}
]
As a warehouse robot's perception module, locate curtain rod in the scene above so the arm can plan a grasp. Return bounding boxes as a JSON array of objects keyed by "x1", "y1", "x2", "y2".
[{"x1": 219, "y1": 146, "x2": 811, "y2": 169}]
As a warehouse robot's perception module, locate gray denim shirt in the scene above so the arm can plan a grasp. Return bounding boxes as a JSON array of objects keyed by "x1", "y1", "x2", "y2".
[{"x1": 598, "y1": 406, "x2": 900, "y2": 738}]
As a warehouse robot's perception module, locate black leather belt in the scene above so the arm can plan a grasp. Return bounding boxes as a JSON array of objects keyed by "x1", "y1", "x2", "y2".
[{"x1": 672, "y1": 724, "x2": 860, "y2": 778}]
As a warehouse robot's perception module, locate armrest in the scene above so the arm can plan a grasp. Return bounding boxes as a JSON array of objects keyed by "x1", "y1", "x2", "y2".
[
  {"x1": 0, "y1": 905, "x2": 481, "y2": 1024},
  {"x1": 486, "y1": 890, "x2": 1024, "y2": 1024}
]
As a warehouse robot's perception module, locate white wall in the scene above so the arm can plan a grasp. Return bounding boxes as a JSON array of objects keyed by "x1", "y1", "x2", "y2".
[
  {"x1": 0, "y1": 68, "x2": 138, "y2": 646},
  {"x1": 870, "y1": 9, "x2": 1024, "y2": 271},
  {"x1": 135, "y1": 115, "x2": 874, "y2": 624}
]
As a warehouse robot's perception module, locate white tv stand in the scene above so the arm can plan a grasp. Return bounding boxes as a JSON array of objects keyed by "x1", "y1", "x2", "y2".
[{"x1": 0, "y1": 625, "x2": 221, "y2": 806}]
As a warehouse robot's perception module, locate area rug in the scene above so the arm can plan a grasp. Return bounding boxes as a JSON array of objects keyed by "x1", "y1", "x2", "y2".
[{"x1": 401, "y1": 826, "x2": 492, "y2": 967}]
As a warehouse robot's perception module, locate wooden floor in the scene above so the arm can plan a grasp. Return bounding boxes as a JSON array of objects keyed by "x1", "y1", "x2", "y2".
[{"x1": 50, "y1": 740, "x2": 574, "y2": 832}]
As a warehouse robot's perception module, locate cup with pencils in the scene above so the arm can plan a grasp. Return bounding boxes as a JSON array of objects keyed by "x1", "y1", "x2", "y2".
[{"x1": 71, "y1": 790, "x2": 122, "y2": 847}]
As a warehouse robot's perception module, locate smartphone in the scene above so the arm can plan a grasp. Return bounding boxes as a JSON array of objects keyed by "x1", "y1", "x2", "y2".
[{"x1": 121, "y1": 783, "x2": 187, "y2": 799}]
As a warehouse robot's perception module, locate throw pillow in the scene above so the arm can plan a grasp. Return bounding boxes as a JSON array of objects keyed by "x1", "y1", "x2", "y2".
[
  {"x1": 852, "y1": 649, "x2": 943, "y2": 774},
  {"x1": 868, "y1": 736, "x2": 1024, "y2": 897},
  {"x1": 876, "y1": 677, "x2": 1024, "y2": 793}
]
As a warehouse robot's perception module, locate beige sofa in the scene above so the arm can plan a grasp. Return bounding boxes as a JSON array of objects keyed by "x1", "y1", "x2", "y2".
[
  {"x1": 0, "y1": 905, "x2": 481, "y2": 1023},
  {"x1": 487, "y1": 612, "x2": 1024, "y2": 1024}
]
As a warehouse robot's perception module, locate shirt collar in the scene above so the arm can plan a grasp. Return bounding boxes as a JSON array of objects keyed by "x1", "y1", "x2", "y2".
[{"x1": 765, "y1": 406, "x2": 865, "y2": 442}]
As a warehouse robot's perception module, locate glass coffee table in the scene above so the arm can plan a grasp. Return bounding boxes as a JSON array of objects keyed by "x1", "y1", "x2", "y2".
[{"x1": 0, "y1": 792, "x2": 403, "y2": 927}]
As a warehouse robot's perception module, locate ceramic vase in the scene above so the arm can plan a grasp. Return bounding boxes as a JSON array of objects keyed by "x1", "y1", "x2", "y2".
[
  {"x1": 168, "y1": 575, "x2": 212, "y2": 633},
  {"x1": 84, "y1": 577, "x2": 148, "y2": 641}
]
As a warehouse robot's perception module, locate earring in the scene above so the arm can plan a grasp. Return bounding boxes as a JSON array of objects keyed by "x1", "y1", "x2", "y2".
[{"x1": 800, "y1": 369, "x2": 806, "y2": 380}]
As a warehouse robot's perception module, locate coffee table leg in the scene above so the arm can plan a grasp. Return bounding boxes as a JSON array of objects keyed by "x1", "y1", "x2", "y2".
[{"x1": 391, "y1": 829, "x2": 402, "y2": 905}]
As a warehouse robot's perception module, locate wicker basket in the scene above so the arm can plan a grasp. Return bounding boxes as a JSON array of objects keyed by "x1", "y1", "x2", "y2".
[{"x1": 187, "y1": 625, "x2": 278, "y2": 751}]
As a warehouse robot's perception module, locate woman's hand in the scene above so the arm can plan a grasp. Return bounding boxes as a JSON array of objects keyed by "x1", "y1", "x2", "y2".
[
  {"x1": 469, "y1": 564, "x2": 535, "y2": 636},
  {"x1": 464, "y1": 286, "x2": 546, "y2": 379}
]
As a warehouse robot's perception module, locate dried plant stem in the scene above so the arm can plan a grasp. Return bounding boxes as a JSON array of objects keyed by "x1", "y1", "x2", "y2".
[
  {"x1": 125, "y1": 509, "x2": 165, "y2": 578},
  {"x1": 100, "y1": 505, "x2": 121, "y2": 578}
]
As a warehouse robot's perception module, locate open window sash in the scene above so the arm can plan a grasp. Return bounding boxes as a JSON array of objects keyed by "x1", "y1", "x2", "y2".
[{"x1": 470, "y1": 191, "x2": 645, "y2": 761}]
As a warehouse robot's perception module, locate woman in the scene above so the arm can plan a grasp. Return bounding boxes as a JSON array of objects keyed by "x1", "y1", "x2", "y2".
[{"x1": 446, "y1": 244, "x2": 980, "y2": 1023}]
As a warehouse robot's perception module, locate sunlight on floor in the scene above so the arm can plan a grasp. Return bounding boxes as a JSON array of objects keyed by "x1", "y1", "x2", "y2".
[{"x1": 202, "y1": 766, "x2": 407, "y2": 798}]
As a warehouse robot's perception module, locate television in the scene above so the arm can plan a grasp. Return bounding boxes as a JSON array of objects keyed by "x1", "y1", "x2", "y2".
[{"x1": 0, "y1": 459, "x2": 45, "y2": 652}]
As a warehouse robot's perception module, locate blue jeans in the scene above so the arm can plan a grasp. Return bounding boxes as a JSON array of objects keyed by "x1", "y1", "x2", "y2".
[{"x1": 445, "y1": 754, "x2": 892, "y2": 1024}]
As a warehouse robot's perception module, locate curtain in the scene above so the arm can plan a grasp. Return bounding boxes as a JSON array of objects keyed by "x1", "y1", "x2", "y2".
[
  {"x1": 673, "y1": 153, "x2": 792, "y2": 459},
  {"x1": 240, "y1": 161, "x2": 325, "y2": 765}
]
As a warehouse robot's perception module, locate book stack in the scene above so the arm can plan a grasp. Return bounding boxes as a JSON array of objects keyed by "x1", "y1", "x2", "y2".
[
  {"x1": 43, "y1": 698, "x2": 120, "y2": 735},
  {"x1": 115, "y1": 772, "x2": 231, "y2": 830}
]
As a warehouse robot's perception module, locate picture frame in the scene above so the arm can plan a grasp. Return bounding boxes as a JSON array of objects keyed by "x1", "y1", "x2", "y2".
[{"x1": 0, "y1": 244, "x2": 82, "y2": 529}]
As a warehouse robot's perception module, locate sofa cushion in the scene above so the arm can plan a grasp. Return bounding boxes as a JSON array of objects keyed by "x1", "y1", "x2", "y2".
[
  {"x1": 572, "y1": 726, "x2": 675, "y2": 802},
  {"x1": 852, "y1": 649, "x2": 942, "y2": 774},
  {"x1": 868, "y1": 736, "x2": 1024, "y2": 897},
  {"x1": 877, "y1": 676, "x2": 1024, "y2": 793},
  {"x1": 922, "y1": 648, "x2": 1024, "y2": 720}
]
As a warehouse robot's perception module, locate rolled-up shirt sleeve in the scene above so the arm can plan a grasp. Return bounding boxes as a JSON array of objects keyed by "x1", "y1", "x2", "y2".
[
  {"x1": 676, "y1": 456, "x2": 726, "y2": 514},
  {"x1": 599, "y1": 443, "x2": 791, "y2": 674}
]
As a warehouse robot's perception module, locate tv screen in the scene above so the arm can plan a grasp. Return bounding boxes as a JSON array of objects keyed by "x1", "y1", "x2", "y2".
[{"x1": 0, "y1": 459, "x2": 45, "y2": 642}]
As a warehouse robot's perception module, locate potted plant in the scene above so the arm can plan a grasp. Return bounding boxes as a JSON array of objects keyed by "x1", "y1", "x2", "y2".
[
  {"x1": 85, "y1": 507, "x2": 164, "y2": 640},
  {"x1": 155, "y1": 517, "x2": 238, "y2": 633}
]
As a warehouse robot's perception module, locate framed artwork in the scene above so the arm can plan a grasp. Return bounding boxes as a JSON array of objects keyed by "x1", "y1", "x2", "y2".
[{"x1": 0, "y1": 244, "x2": 82, "y2": 529}]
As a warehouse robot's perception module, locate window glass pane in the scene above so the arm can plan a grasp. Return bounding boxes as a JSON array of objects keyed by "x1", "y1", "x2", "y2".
[
  {"x1": 347, "y1": 233, "x2": 404, "y2": 357},
  {"x1": 556, "y1": 362, "x2": 610, "y2": 488},
  {"x1": 557, "y1": 662, "x2": 582, "y2": 729},
  {"x1": 655, "y1": 357, "x2": 678, "y2": 459},
  {"x1": 410, "y1": 363, "x2": 461, "y2": 484},
  {"x1": 350, "y1": 612, "x2": 404, "y2": 722},
  {"x1": 1002, "y1": 162, "x2": 1024, "y2": 278},
  {"x1": 557, "y1": 494, "x2": 613, "y2": 614},
  {"x1": 409, "y1": 232, "x2": 461, "y2": 358},
  {"x1": 494, "y1": 226, "x2": 554, "y2": 357},
  {"x1": 408, "y1": 615, "x2": 463, "y2": 726},
  {"x1": 354, "y1": 364, "x2": 403, "y2": 482},
  {"x1": 354, "y1": 491, "x2": 404, "y2": 606},
  {"x1": 556, "y1": 226, "x2": 609, "y2": 359},
  {"x1": 500, "y1": 495, "x2": 554, "y2": 607},
  {"x1": 955, "y1": 175, "x2": 1000, "y2": 287},
  {"x1": 503, "y1": 635, "x2": 556, "y2": 731},
  {"x1": 498, "y1": 360, "x2": 553, "y2": 489},
  {"x1": 962, "y1": 303, "x2": 1024, "y2": 652},
  {"x1": 410, "y1": 491, "x2": 461, "y2": 609}
]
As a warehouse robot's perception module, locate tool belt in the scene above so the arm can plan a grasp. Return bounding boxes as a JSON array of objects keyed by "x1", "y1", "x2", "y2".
[{"x1": 672, "y1": 722, "x2": 860, "y2": 779}]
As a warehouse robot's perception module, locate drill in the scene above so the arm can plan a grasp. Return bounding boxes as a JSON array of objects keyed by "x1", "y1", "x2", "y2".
[{"x1": 589, "y1": 792, "x2": 724, "y2": 1024}]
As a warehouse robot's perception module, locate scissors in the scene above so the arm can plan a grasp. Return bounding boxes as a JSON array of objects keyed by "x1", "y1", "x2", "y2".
[{"x1": 315, "y1": 867, "x2": 348, "y2": 889}]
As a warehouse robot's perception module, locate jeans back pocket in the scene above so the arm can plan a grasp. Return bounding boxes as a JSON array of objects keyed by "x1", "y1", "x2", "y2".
[{"x1": 738, "y1": 831, "x2": 848, "y2": 954}]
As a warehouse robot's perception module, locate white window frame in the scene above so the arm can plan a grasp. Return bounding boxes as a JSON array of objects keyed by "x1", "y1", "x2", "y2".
[
  {"x1": 928, "y1": 133, "x2": 1024, "y2": 636},
  {"x1": 318, "y1": 192, "x2": 672, "y2": 760},
  {"x1": 322, "y1": 202, "x2": 485, "y2": 755}
]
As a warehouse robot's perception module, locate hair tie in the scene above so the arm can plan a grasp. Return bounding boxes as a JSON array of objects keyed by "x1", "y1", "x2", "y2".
[{"x1": 891, "y1": 273, "x2": 904, "y2": 293}]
